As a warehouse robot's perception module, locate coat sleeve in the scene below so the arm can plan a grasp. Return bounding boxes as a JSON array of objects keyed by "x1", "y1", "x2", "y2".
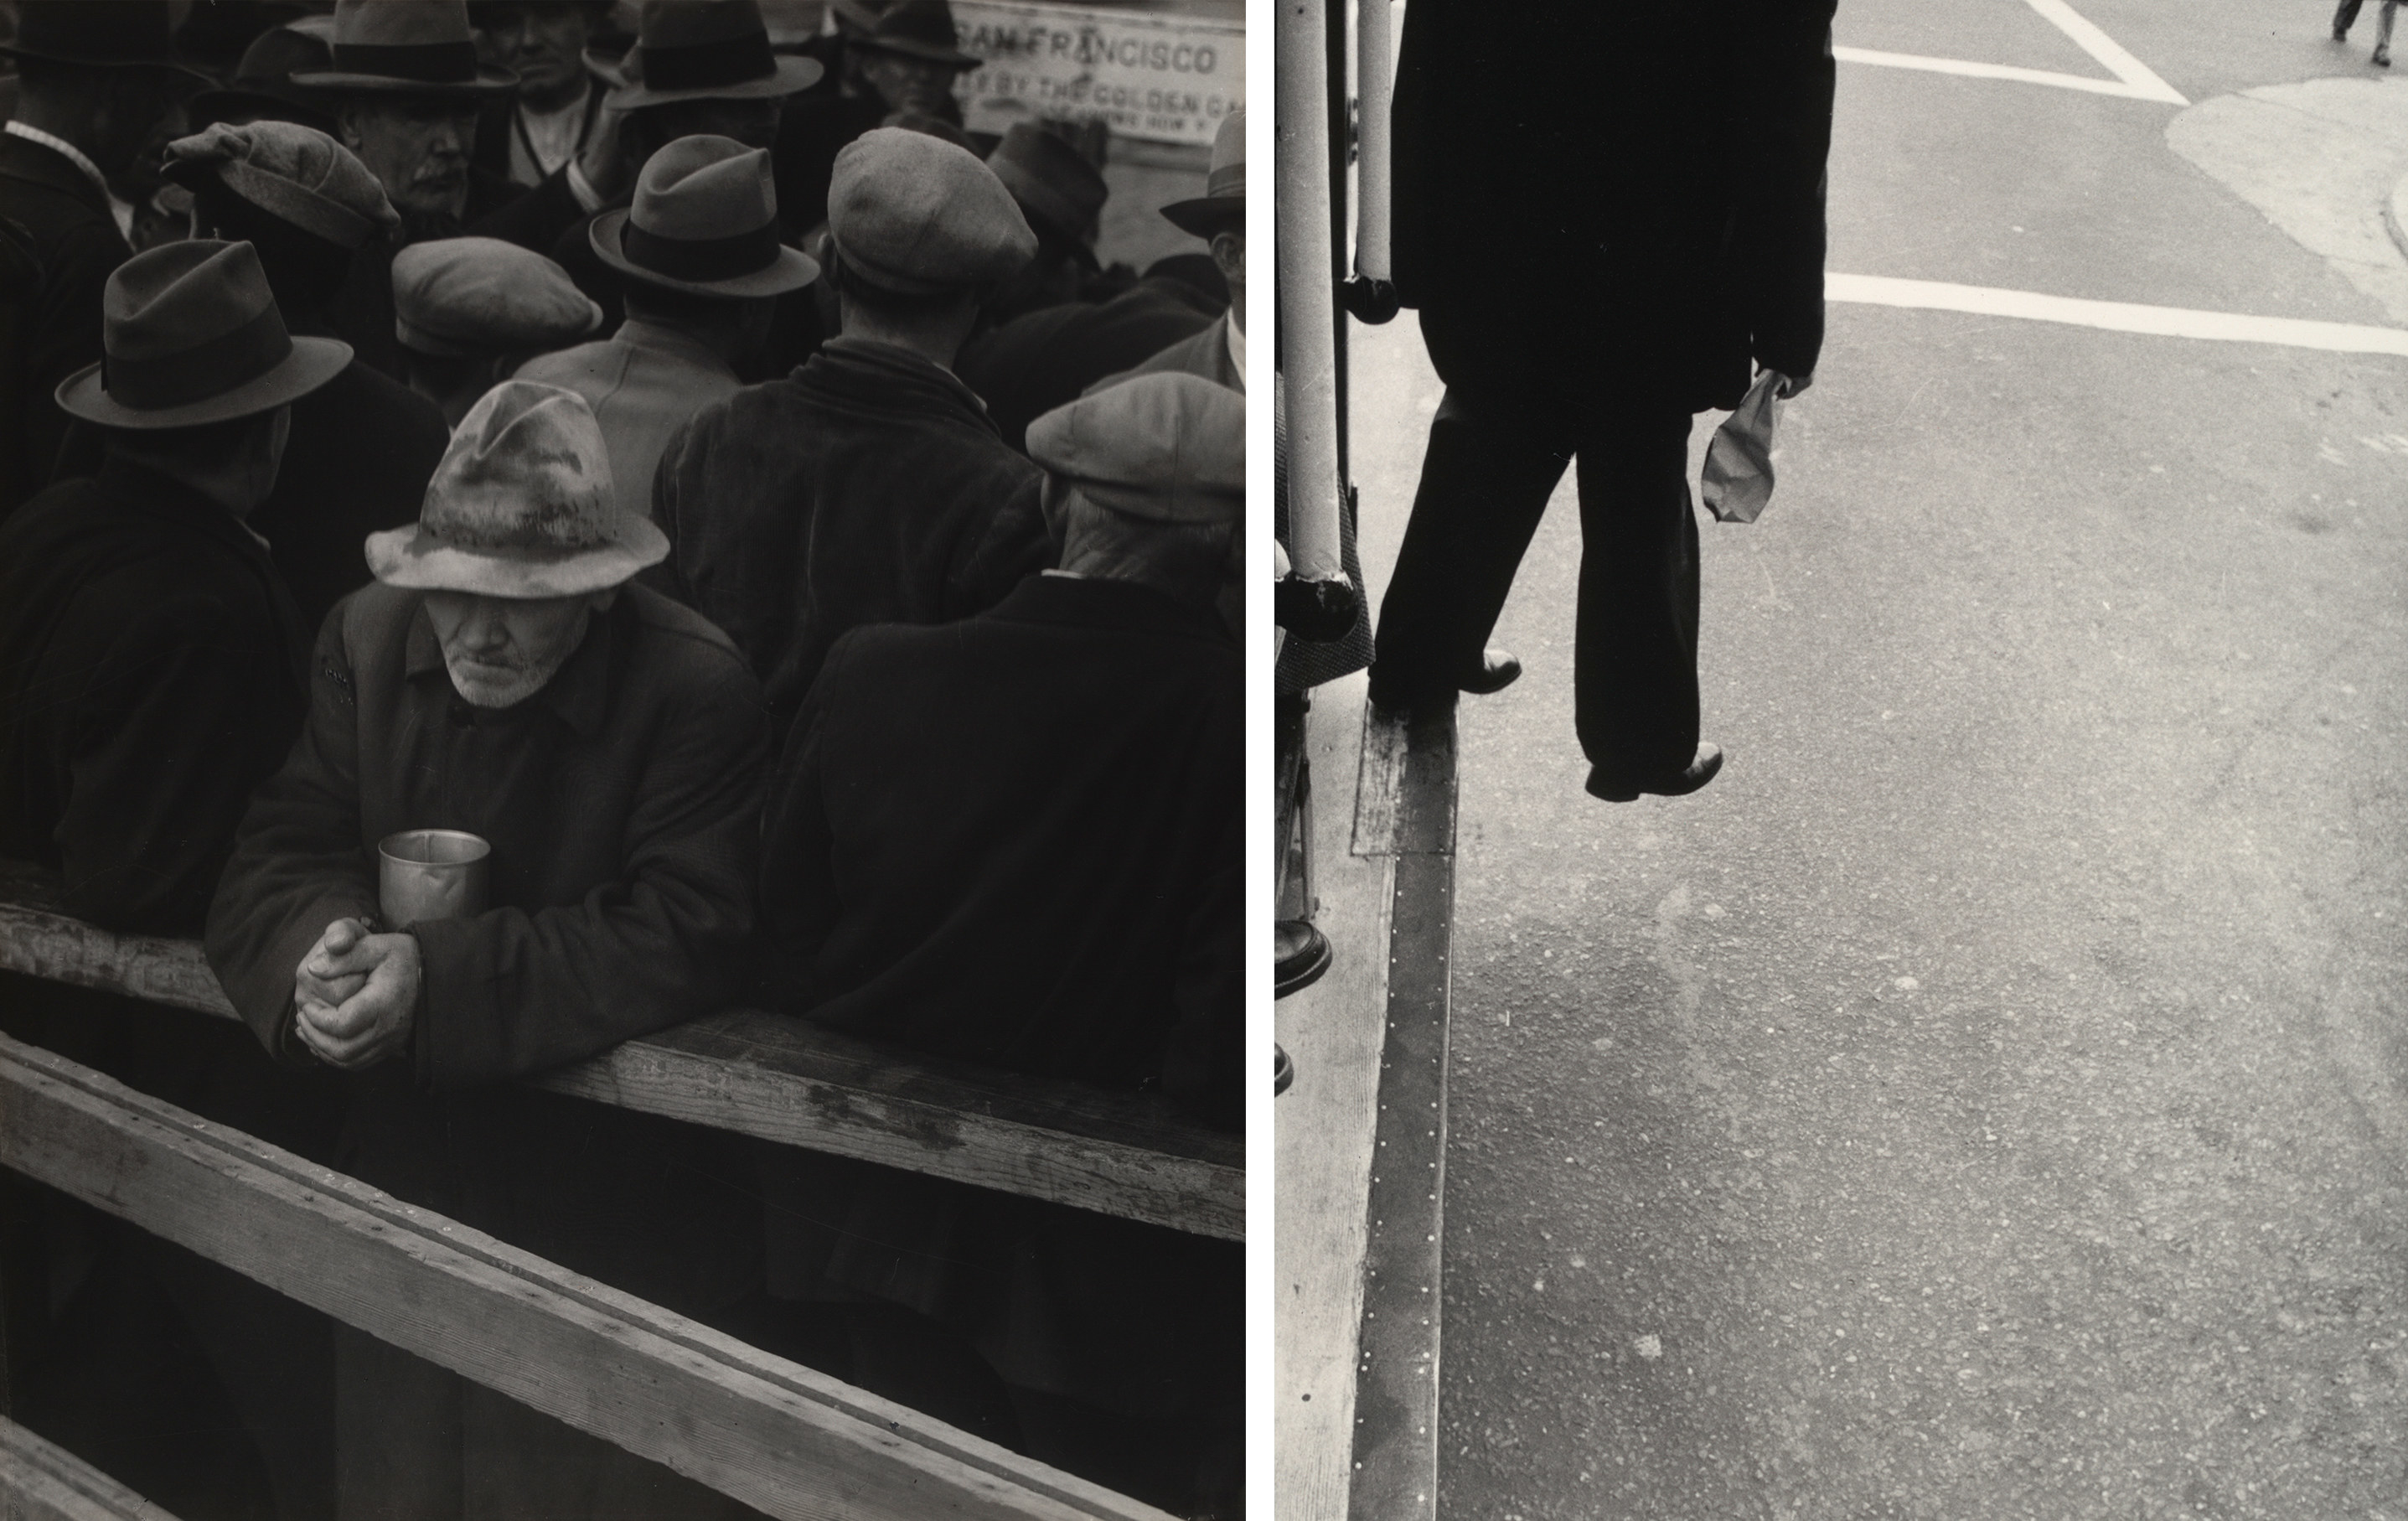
[
  {"x1": 22, "y1": 219, "x2": 122, "y2": 501},
  {"x1": 1734, "y1": 1, "x2": 1837, "y2": 380},
  {"x1": 756, "y1": 639, "x2": 844, "y2": 1011},
  {"x1": 51, "y1": 580, "x2": 297, "y2": 936},
  {"x1": 404, "y1": 643, "x2": 771, "y2": 1089},
  {"x1": 204, "y1": 602, "x2": 380, "y2": 1063}
]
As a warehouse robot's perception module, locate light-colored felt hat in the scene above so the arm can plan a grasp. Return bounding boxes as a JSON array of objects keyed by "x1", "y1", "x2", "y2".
[
  {"x1": 590, "y1": 135, "x2": 819, "y2": 297},
  {"x1": 1161, "y1": 105, "x2": 1244, "y2": 238},
  {"x1": 1026, "y1": 372, "x2": 1243, "y2": 525},
  {"x1": 365, "y1": 380, "x2": 669, "y2": 598}
]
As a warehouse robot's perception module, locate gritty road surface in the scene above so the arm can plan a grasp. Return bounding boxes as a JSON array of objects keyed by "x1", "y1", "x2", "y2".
[{"x1": 1333, "y1": 3, "x2": 2408, "y2": 1516}]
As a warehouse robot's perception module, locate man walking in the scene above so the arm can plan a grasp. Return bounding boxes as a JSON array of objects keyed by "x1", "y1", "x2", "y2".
[{"x1": 1367, "y1": 2, "x2": 1835, "y2": 801}]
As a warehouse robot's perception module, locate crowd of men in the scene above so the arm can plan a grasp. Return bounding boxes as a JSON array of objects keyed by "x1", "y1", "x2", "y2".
[{"x1": 0, "y1": 2, "x2": 1244, "y2": 1518}]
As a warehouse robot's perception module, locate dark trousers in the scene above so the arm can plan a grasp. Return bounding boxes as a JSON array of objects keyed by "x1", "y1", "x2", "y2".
[
  {"x1": 2335, "y1": 0, "x2": 2400, "y2": 41},
  {"x1": 1369, "y1": 388, "x2": 1701, "y2": 775}
]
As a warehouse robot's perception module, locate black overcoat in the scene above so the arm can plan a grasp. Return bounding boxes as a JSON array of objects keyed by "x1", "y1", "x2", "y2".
[
  {"x1": 0, "y1": 132, "x2": 131, "y2": 517},
  {"x1": 954, "y1": 275, "x2": 1221, "y2": 453},
  {"x1": 0, "y1": 456, "x2": 310, "y2": 934},
  {"x1": 204, "y1": 580, "x2": 768, "y2": 1311},
  {"x1": 652, "y1": 335, "x2": 1055, "y2": 743},
  {"x1": 1389, "y1": 0, "x2": 1837, "y2": 412}
]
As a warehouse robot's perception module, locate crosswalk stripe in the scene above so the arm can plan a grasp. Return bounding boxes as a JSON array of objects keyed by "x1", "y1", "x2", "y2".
[{"x1": 1829, "y1": 273, "x2": 2408, "y2": 357}]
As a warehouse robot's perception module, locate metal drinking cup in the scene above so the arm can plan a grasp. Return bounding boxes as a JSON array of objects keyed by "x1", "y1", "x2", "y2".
[{"x1": 377, "y1": 829, "x2": 492, "y2": 928}]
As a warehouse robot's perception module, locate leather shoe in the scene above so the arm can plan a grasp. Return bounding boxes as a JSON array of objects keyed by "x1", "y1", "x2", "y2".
[
  {"x1": 1275, "y1": 919, "x2": 1332, "y2": 997},
  {"x1": 1456, "y1": 645, "x2": 1522, "y2": 696},
  {"x1": 1585, "y1": 742, "x2": 1723, "y2": 802}
]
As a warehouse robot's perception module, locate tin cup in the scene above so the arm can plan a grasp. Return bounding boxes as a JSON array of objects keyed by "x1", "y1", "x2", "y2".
[{"x1": 377, "y1": 830, "x2": 491, "y2": 928}]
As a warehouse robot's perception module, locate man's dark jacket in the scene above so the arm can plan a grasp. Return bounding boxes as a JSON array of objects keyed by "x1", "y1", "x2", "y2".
[
  {"x1": 653, "y1": 336, "x2": 1055, "y2": 742},
  {"x1": 53, "y1": 357, "x2": 451, "y2": 636},
  {"x1": 0, "y1": 132, "x2": 131, "y2": 517},
  {"x1": 757, "y1": 573, "x2": 1240, "y2": 1419},
  {"x1": 954, "y1": 276, "x2": 1221, "y2": 453},
  {"x1": 1390, "y1": 0, "x2": 1836, "y2": 411},
  {"x1": 0, "y1": 456, "x2": 311, "y2": 934},
  {"x1": 204, "y1": 580, "x2": 767, "y2": 1312}
]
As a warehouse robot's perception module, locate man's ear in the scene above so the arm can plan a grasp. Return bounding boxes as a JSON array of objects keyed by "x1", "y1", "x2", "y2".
[
  {"x1": 1210, "y1": 230, "x2": 1244, "y2": 282},
  {"x1": 334, "y1": 103, "x2": 366, "y2": 152}
]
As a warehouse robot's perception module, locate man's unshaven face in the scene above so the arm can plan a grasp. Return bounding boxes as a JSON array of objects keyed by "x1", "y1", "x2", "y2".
[
  {"x1": 423, "y1": 590, "x2": 601, "y2": 708},
  {"x1": 343, "y1": 99, "x2": 481, "y2": 220}
]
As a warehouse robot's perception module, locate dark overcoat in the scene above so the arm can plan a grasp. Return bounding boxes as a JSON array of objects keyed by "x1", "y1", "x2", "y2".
[
  {"x1": 0, "y1": 456, "x2": 310, "y2": 934},
  {"x1": 204, "y1": 580, "x2": 767, "y2": 1312},
  {"x1": 0, "y1": 132, "x2": 131, "y2": 517},
  {"x1": 1389, "y1": 0, "x2": 1837, "y2": 412},
  {"x1": 652, "y1": 335, "x2": 1054, "y2": 742},
  {"x1": 954, "y1": 276, "x2": 1221, "y2": 453},
  {"x1": 757, "y1": 572, "x2": 1239, "y2": 1420}
]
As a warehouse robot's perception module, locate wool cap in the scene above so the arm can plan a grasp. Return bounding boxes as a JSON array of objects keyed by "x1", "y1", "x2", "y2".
[
  {"x1": 163, "y1": 122, "x2": 400, "y2": 251},
  {"x1": 1026, "y1": 372, "x2": 1242, "y2": 525},
  {"x1": 392, "y1": 237, "x2": 605, "y2": 357},
  {"x1": 55, "y1": 240, "x2": 352, "y2": 430},
  {"x1": 365, "y1": 380, "x2": 669, "y2": 597},
  {"x1": 828, "y1": 127, "x2": 1033, "y2": 296},
  {"x1": 1161, "y1": 104, "x2": 1244, "y2": 237}
]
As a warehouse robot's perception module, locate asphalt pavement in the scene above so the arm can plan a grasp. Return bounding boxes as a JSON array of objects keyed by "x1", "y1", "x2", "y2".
[{"x1": 1334, "y1": 3, "x2": 2408, "y2": 1515}]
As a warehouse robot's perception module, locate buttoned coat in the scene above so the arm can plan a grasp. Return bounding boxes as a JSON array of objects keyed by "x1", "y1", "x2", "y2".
[
  {"x1": 0, "y1": 456, "x2": 311, "y2": 934},
  {"x1": 204, "y1": 580, "x2": 767, "y2": 1312},
  {"x1": 514, "y1": 318, "x2": 742, "y2": 521},
  {"x1": 0, "y1": 132, "x2": 131, "y2": 516},
  {"x1": 652, "y1": 335, "x2": 1055, "y2": 742}
]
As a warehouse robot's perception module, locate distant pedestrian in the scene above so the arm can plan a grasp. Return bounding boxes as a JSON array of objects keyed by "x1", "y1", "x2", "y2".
[{"x1": 2334, "y1": 0, "x2": 2400, "y2": 65}]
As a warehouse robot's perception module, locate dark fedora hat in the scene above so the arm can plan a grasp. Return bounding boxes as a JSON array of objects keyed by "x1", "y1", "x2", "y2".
[
  {"x1": 1161, "y1": 104, "x2": 1243, "y2": 238},
  {"x1": 591, "y1": 135, "x2": 818, "y2": 298},
  {"x1": 0, "y1": 0, "x2": 209, "y2": 81},
  {"x1": 595, "y1": 0, "x2": 824, "y2": 110},
  {"x1": 846, "y1": 0, "x2": 979, "y2": 70},
  {"x1": 187, "y1": 19, "x2": 340, "y2": 133},
  {"x1": 290, "y1": 0, "x2": 519, "y2": 96},
  {"x1": 986, "y1": 122, "x2": 1106, "y2": 254},
  {"x1": 56, "y1": 240, "x2": 352, "y2": 430}
]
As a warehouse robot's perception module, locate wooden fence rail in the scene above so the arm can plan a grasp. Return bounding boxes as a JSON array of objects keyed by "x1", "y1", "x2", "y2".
[
  {"x1": 0, "y1": 867, "x2": 1241, "y2": 1241},
  {"x1": 0, "y1": 1415, "x2": 178, "y2": 1521},
  {"x1": 0, "y1": 1032, "x2": 1177, "y2": 1521}
]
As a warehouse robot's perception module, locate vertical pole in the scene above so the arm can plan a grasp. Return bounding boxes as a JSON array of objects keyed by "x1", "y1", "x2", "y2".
[
  {"x1": 1277, "y1": 0, "x2": 1343, "y2": 581},
  {"x1": 1353, "y1": 0, "x2": 1393, "y2": 284}
]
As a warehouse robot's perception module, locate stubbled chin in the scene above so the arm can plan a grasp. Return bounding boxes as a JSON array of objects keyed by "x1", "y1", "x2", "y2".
[{"x1": 447, "y1": 665, "x2": 544, "y2": 709}]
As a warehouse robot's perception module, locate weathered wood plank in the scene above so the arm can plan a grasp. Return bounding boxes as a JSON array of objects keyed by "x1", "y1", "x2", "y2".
[
  {"x1": 0, "y1": 1415, "x2": 178, "y2": 1521},
  {"x1": 0, "y1": 874, "x2": 1242, "y2": 1240},
  {"x1": 0, "y1": 1033, "x2": 1175, "y2": 1521}
]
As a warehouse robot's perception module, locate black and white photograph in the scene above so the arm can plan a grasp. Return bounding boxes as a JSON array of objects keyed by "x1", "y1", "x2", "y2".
[
  {"x1": 1275, "y1": 2, "x2": 2408, "y2": 1518},
  {"x1": 0, "y1": 1, "x2": 1246, "y2": 1517}
]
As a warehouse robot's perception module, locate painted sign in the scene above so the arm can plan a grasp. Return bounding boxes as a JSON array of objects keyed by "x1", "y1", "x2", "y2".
[{"x1": 950, "y1": 2, "x2": 1243, "y2": 148}]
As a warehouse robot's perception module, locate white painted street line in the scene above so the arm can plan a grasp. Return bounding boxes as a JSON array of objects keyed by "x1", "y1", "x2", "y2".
[
  {"x1": 1828, "y1": 273, "x2": 2408, "y2": 356},
  {"x1": 1835, "y1": 0, "x2": 2186, "y2": 106}
]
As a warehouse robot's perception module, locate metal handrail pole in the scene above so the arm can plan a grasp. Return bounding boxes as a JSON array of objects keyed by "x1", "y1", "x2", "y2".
[
  {"x1": 1277, "y1": 0, "x2": 1344, "y2": 581},
  {"x1": 1352, "y1": 0, "x2": 1393, "y2": 284}
]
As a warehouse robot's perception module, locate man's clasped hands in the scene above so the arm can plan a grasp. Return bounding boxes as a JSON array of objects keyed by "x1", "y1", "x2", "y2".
[{"x1": 292, "y1": 918, "x2": 423, "y2": 1071}]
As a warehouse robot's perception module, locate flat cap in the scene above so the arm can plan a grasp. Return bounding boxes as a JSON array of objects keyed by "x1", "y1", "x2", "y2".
[
  {"x1": 391, "y1": 237, "x2": 604, "y2": 357},
  {"x1": 829, "y1": 127, "x2": 1035, "y2": 296},
  {"x1": 1026, "y1": 373, "x2": 1243, "y2": 525},
  {"x1": 163, "y1": 120, "x2": 399, "y2": 251}
]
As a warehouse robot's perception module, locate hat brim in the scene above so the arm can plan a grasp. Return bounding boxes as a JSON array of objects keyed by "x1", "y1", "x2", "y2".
[
  {"x1": 589, "y1": 211, "x2": 820, "y2": 298},
  {"x1": 365, "y1": 517, "x2": 669, "y2": 598},
  {"x1": 185, "y1": 87, "x2": 339, "y2": 132},
  {"x1": 288, "y1": 65, "x2": 519, "y2": 96},
  {"x1": 850, "y1": 37, "x2": 981, "y2": 70},
  {"x1": 595, "y1": 52, "x2": 824, "y2": 110},
  {"x1": 54, "y1": 336, "x2": 353, "y2": 430},
  {"x1": 1160, "y1": 194, "x2": 1243, "y2": 238},
  {"x1": 0, "y1": 42, "x2": 212, "y2": 84}
]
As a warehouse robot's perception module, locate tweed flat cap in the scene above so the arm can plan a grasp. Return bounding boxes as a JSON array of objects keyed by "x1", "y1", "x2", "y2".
[
  {"x1": 163, "y1": 122, "x2": 399, "y2": 251},
  {"x1": 392, "y1": 237, "x2": 604, "y2": 357},
  {"x1": 1026, "y1": 372, "x2": 1243, "y2": 525},
  {"x1": 828, "y1": 127, "x2": 1034, "y2": 296},
  {"x1": 367, "y1": 380, "x2": 669, "y2": 597}
]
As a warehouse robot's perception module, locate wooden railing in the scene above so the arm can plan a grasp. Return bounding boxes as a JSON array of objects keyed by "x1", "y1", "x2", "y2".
[
  {"x1": 0, "y1": 865, "x2": 1241, "y2": 1242},
  {"x1": 1, "y1": 1413, "x2": 180, "y2": 1521},
  {"x1": 0, "y1": 1032, "x2": 1175, "y2": 1521}
]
